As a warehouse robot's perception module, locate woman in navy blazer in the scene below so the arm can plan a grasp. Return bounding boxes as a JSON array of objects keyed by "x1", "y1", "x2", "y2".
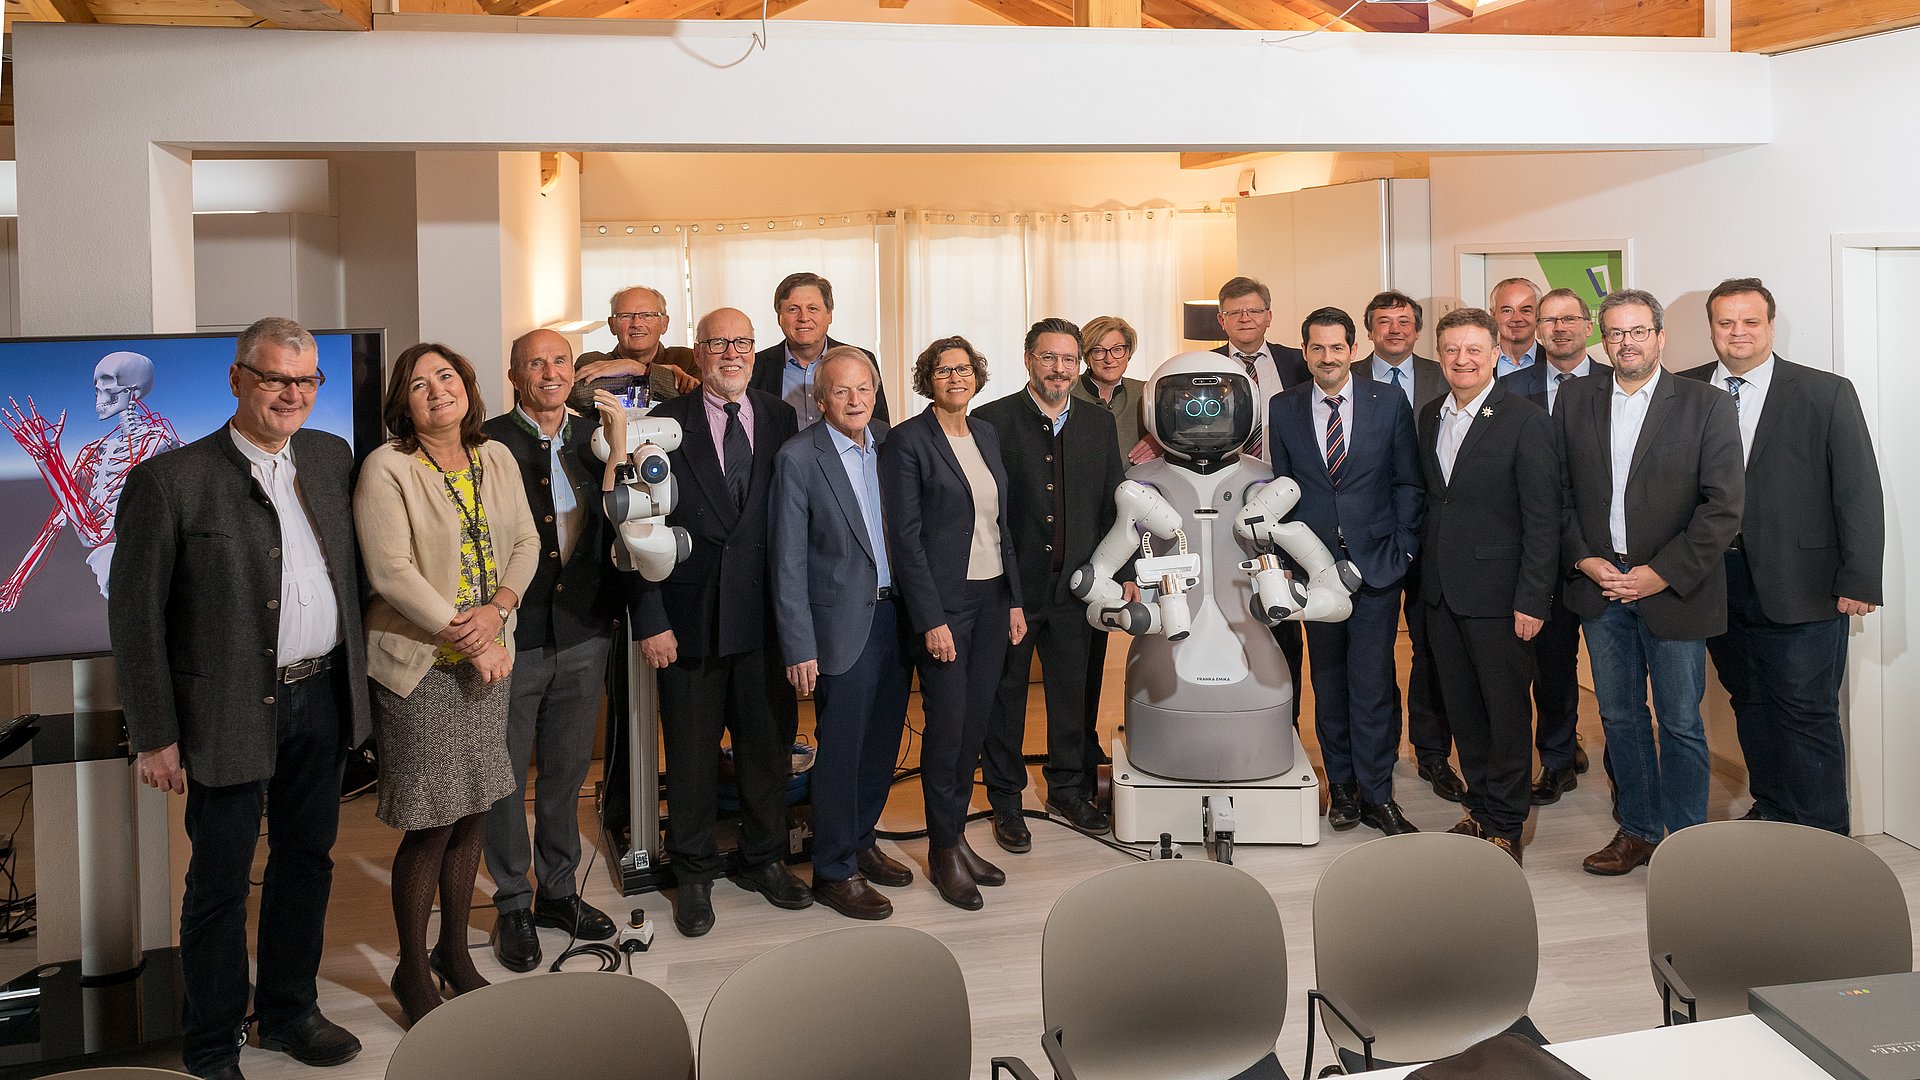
[{"x1": 880, "y1": 336, "x2": 1027, "y2": 912}]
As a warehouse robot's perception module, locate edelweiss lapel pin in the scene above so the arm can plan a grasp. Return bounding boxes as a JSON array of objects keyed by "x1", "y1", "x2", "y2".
[{"x1": 1480, "y1": 407, "x2": 1495, "y2": 418}]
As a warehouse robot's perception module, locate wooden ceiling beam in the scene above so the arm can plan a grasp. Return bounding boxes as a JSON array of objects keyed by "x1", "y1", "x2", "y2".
[
  {"x1": 1139, "y1": 0, "x2": 1235, "y2": 28},
  {"x1": 1433, "y1": 0, "x2": 1704, "y2": 36},
  {"x1": 1327, "y1": 0, "x2": 1428, "y2": 32},
  {"x1": 1274, "y1": 0, "x2": 1360, "y2": 30},
  {"x1": 957, "y1": 0, "x2": 1071, "y2": 24},
  {"x1": 7, "y1": 0, "x2": 99, "y2": 22},
  {"x1": 1180, "y1": 150, "x2": 1275, "y2": 169},
  {"x1": 1732, "y1": 0, "x2": 1920, "y2": 52},
  {"x1": 230, "y1": 0, "x2": 367, "y2": 28},
  {"x1": 1074, "y1": 0, "x2": 1139, "y2": 27}
]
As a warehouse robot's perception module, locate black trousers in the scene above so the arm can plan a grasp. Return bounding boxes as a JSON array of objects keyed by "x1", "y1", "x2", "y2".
[
  {"x1": 179, "y1": 662, "x2": 347, "y2": 1074},
  {"x1": 1271, "y1": 620, "x2": 1304, "y2": 727},
  {"x1": 810, "y1": 599, "x2": 912, "y2": 881},
  {"x1": 1426, "y1": 601, "x2": 1534, "y2": 841},
  {"x1": 1402, "y1": 563, "x2": 1451, "y2": 760},
  {"x1": 983, "y1": 596, "x2": 1093, "y2": 811},
  {"x1": 1531, "y1": 595, "x2": 1584, "y2": 771},
  {"x1": 658, "y1": 645, "x2": 787, "y2": 882},
  {"x1": 914, "y1": 576, "x2": 1011, "y2": 849},
  {"x1": 1084, "y1": 628, "x2": 1112, "y2": 772}
]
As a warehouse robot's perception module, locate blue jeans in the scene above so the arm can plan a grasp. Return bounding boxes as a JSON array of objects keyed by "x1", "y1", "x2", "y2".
[{"x1": 1582, "y1": 600, "x2": 1709, "y2": 844}]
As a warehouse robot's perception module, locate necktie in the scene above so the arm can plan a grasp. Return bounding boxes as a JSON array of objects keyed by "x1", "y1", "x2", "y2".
[
  {"x1": 1725, "y1": 375, "x2": 1745, "y2": 417},
  {"x1": 1323, "y1": 395, "x2": 1347, "y2": 485},
  {"x1": 1551, "y1": 371, "x2": 1572, "y2": 415},
  {"x1": 1236, "y1": 352, "x2": 1265, "y2": 458},
  {"x1": 1389, "y1": 367, "x2": 1404, "y2": 389},
  {"x1": 722, "y1": 401, "x2": 750, "y2": 509}
]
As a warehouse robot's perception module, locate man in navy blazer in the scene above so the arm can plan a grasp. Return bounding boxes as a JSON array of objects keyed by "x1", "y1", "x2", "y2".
[
  {"x1": 1269, "y1": 307, "x2": 1424, "y2": 835},
  {"x1": 633, "y1": 307, "x2": 808, "y2": 937},
  {"x1": 1501, "y1": 287, "x2": 1611, "y2": 804},
  {"x1": 748, "y1": 272, "x2": 891, "y2": 428},
  {"x1": 769, "y1": 347, "x2": 916, "y2": 921},
  {"x1": 1681, "y1": 278, "x2": 1883, "y2": 834}
]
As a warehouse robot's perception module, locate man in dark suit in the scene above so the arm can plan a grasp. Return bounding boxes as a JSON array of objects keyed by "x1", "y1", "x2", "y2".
[
  {"x1": 633, "y1": 307, "x2": 808, "y2": 937},
  {"x1": 1418, "y1": 307, "x2": 1559, "y2": 864},
  {"x1": 1492, "y1": 277, "x2": 1544, "y2": 378},
  {"x1": 480, "y1": 329, "x2": 622, "y2": 973},
  {"x1": 977, "y1": 318, "x2": 1127, "y2": 851},
  {"x1": 110, "y1": 317, "x2": 369, "y2": 1080},
  {"x1": 1503, "y1": 287, "x2": 1611, "y2": 803},
  {"x1": 749, "y1": 272, "x2": 890, "y2": 428},
  {"x1": 1559, "y1": 289, "x2": 1744, "y2": 876},
  {"x1": 769, "y1": 346, "x2": 916, "y2": 921},
  {"x1": 1270, "y1": 307, "x2": 1423, "y2": 835},
  {"x1": 1213, "y1": 275, "x2": 1311, "y2": 725},
  {"x1": 1681, "y1": 278, "x2": 1883, "y2": 834},
  {"x1": 1351, "y1": 290, "x2": 1460, "y2": 803}
]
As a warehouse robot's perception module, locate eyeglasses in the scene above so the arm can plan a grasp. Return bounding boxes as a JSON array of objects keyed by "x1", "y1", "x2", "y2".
[
  {"x1": 237, "y1": 361, "x2": 325, "y2": 393},
  {"x1": 932, "y1": 364, "x2": 974, "y2": 380},
  {"x1": 612, "y1": 311, "x2": 667, "y2": 322},
  {"x1": 1221, "y1": 307, "x2": 1269, "y2": 320},
  {"x1": 1086, "y1": 345, "x2": 1130, "y2": 361},
  {"x1": 697, "y1": 337, "x2": 757, "y2": 354},
  {"x1": 1601, "y1": 326, "x2": 1658, "y2": 344},
  {"x1": 1540, "y1": 315, "x2": 1591, "y2": 327},
  {"x1": 1031, "y1": 352, "x2": 1080, "y2": 369}
]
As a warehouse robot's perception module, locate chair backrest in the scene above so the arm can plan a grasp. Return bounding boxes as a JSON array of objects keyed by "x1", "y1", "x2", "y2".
[
  {"x1": 1312, "y1": 832, "x2": 1538, "y2": 1064},
  {"x1": 1041, "y1": 859, "x2": 1289, "y2": 1080},
  {"x1": 385, "y1": 971, "x2": 693, "y2": 1080},
  {"x1": 42, "y1": 1070, "x2": 199, "y2": 1079},
  {"x1": 698, "y1": 925, "x2": 970, "y2": 1080},
  {"x1": 1646, "y1": 821, "x2": 1913, "y2": 1021}
]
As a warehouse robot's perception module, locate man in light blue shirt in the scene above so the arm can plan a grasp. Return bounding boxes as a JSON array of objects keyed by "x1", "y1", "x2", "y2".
[
  {"x1": 1492, "y1": 277, "x2": 1544, "y2": 377},
  {"x1": 749, "y1": 272, "x2": 892, "y2": 427}
]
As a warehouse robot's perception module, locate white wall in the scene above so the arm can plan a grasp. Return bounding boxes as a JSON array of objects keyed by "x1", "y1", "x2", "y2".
[
  {"x1": 194, "y1": 212, "x2": 344, "y2": 331},
  {"x1": 337, "y1": 152, "x2": 421, "y2": 364}
]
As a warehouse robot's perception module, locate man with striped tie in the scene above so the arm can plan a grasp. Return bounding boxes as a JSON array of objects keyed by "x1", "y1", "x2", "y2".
[
  {"x1": 1212, "y1": 277, "x2": 1311, "y2": 723},
  {"x1": 1269, "y1": 307, "x2": 1424, "y2": 835}
]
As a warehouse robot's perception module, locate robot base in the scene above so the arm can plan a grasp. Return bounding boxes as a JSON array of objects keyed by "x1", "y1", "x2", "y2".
[{"x1": 1110, "y1": 731, "x2": 1321, "y2": 846}]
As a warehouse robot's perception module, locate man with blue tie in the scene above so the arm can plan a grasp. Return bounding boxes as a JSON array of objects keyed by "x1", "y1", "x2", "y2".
[
  {"x1": 770, "y1": 346, "x2": 916, "y2": 920},
  {"x1": 1270, "y1": 307, "x2": 1424, "y2": 834},
  {"x1": 1491, "y1": 278, "x2": 1544, "y2": 378},
  {"x1": 1502, "y1": 287, "x2": 1609, "y2": 803}
]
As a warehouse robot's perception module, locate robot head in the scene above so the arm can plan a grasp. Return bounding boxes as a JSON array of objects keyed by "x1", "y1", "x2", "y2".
[
  {"x1": 1143, "y1": 352, "x2": 1256, "y2": 471},
  {"x1": 95, "y1": 351, "x2": 156, "y2": 420}
]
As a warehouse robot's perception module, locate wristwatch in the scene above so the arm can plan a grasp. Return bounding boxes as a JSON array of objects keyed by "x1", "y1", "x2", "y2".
[{"x1": 492, "y1": 602, "x2": 512, "y2": 624}]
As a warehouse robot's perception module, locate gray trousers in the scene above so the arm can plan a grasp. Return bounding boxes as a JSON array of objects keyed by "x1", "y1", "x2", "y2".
[{"x1": 484, "y1": 633, "x2": 613, "y2": 913}]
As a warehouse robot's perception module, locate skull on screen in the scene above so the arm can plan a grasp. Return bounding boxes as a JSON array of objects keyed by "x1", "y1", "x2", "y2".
[{"x1": 94, "y1": 351, "x2": 156, "y2": 421}]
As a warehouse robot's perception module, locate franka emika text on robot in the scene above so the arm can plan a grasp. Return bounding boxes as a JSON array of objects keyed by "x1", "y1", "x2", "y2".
[{"x1": 593, "y1": 351, "x2": 1360, "y2": 864}]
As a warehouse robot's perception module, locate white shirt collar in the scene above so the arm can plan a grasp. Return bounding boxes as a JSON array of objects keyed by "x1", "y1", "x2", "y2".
[
  {"x1": 1712, "y1": 354, "x2": 1775, "y2": 392},
  {"x1": 1312, "y1": 377, "x2": 1353, "y2": 406},
  {"x1": 230, "y1": 423, "x2": 292, "y2": 468},
  {"x1": 1550, "y1": 358, "x2": 1593, "y2": 381},
  {"x1": 1442, "y1": 380, "x2": 1497, "y2": 418},
  {"x1": 1230, "y1": 343, "x2": 1270, "y2": 362},
  {"x1": 1612, "y1": 363, "x2": 1662, "y2": 400}
]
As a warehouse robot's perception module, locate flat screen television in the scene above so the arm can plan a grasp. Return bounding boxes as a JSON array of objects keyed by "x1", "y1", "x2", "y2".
[{"x1": 0, "y1": 328, "x2": 385, "y2": 665}]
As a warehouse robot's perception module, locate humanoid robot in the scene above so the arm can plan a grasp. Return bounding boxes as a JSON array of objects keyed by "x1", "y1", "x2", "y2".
[
  {"x1": 591, "y1": 397, "x2": 691, "y2": 582},
  {"x1": 1071, "y1": 352, "x2": 1357, "y2": 855}
]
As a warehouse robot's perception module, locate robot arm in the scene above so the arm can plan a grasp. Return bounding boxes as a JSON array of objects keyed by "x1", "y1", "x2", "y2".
[
  {"x1": 1070, "y1": 480, "x2": 1185, "y2": 637},
  {"x1": 1234, "y1": 477, "x2": 1360, "y2": 624},
  {"x1": 593, "y1": 410, "x2": 691, "y2": 583}
]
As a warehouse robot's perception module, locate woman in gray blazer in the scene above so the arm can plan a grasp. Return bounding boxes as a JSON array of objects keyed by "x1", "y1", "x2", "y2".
[{"x1": 355, "y1": 343, "x2": 538, "y2": 1027}]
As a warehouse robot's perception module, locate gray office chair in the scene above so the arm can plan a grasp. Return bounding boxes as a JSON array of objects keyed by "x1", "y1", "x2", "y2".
[
  {"x1": 384, "y1": 970, "x2": 694, "y2": 1080},
  {"x1": 1647, "y1": 820, "x2": 1913, "y2": 1024},
  {"x1": 699, "y1": 924, "x2": 1026, "y2": 1080},
  {"x1": 1009, "y1": 858, "x2": 1291, "y2": 1080},
  {"x1": 1306, "y1": 832, "x2": 1541, "y2": 1076},
  {"x1": 40, "y1": 1070, "x2": 198, "y2": 1079}
]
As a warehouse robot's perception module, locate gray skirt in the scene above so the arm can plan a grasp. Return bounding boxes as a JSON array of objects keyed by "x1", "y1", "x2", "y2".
[{"x1": 372, "y1": 663, "x2": 516, "y2": 831}]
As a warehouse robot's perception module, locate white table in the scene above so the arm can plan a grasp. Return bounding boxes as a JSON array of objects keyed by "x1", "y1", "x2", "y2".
[{"x1": 1348, "y1": 1015, "x2": 1837, "y2": 1079}]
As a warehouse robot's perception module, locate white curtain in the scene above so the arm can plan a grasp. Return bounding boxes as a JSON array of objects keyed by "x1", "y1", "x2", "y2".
[
  {"x1": 688, "y1": 223, "x2": 880, "y2": 363},
  {"x1": 580, "y1": 232, "x2": 687, "y2": 356},
  {"x1": 895, "y1": 212, "x2": 1030, "y2": 413},
  {"x1": 1025, "y1": 208, "x2": 1179, "y2": 383}
]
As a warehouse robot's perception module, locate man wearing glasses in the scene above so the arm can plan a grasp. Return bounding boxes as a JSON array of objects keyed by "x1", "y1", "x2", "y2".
[
  {"x1": 629, "y1": 308, "x2": 808, "y2": 937},
  {"x1": 1503, "y1": 288, "x2": 1610, "y2": 806},
  {"x1": 977, "y1": 319, "x2": 1128, "y2": 850},
  {"x1": 1557, "y1": 289, "x2": 1742, "y2": 876},
  {"x1": 749, "y1": 272, "x2": 891, "y2": 428},
  {"x1": 571, "y1": 284, "x2": 700, "y2": 412},
  {"x1": 110, "y1": 317, "x2": 369, "y2": 1080}
]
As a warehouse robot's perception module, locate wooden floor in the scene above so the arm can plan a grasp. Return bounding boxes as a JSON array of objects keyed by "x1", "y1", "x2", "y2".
[{"x1": 63, "y1": 637, "x2": 1920, "y2": 1079}]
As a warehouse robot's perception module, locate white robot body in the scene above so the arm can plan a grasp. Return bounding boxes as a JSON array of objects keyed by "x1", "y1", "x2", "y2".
[{"x1": 592, "y1": 410, "x2": 692, "y2": 583}]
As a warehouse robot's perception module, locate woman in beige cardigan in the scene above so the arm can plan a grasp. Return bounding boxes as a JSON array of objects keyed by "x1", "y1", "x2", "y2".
[{"x1": 355, "y1": 342, "x2": 539, "y2": 1027}]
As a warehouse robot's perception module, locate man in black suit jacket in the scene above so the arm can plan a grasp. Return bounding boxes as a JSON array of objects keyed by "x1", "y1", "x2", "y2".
[
  {"x1": 1351, "y1": 290, "x2": 1460, "y2": 803},
  {"x1": 1492, "y1": 277, "x2": 1545, "y2": 378},
  {"x1": 633, "y1": 307, "x2": 808, "y2": 937},
  {"x1": 976, "y1": 319, "x2": 1127, "y2": 850},
  {"x1": 1419, "y1": 308, "x2": 1559, "y2": 863},
  {"x1": 110, "y1": 317, "x2": 369, "y2": 1080},
  {"x1": 748, "y1": 272, "x2": 891, "y2": 428},
  {"x1": 1502, "y1": 287, "x2": 1612, "y2": 803},
  {"x1": 1681, "y1": 278, "x2": 1883, "y2": 834},
  {"x1": 1270, "y1": 307, "x2": 1424, "y2": 835},
  {"x1": 1214, "y1": 276, "x2": 1311, "y2": 725},
  {"x1": 480, "y1": 329, "x2": 624, "y2": 972},
  {"x1": 1559, "y1": 289, "x2": 1744, "y2": 876}
]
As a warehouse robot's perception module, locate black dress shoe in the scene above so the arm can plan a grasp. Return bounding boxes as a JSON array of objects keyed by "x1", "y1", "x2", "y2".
[
  {"x1": 1530, "y1": 764, "x2": 1580, "y2": 805},
  {"x1": 199, "y1": 1064, "x2": 247, "y2": 1080},
  {"x1": 1046, "y1": 794, "x2": 1112, "y2": 835},
  {"x1": 813, "y1": 876, "x2": 894, "y2": 920},
  {"x1": 673, "y1": 880, "x2": 715, "y2": 937},
  {"x1": 1446, "y1": 815, "x2": 1482, "y2": 837},
  {"x1": 731, "y1": 859, "x2": 814, "y2": 910},
  {"x1": 992, "y1": 808, "x2": 1033, "y2": 854},
  {"x1": 856, "y1": 846, "x2": 914, "y2": 887},
  {"x1": 1417, "y1": 757, "x2": 1467, "y2": 803},
  {"x1": 489, "y1": 908, "x2": 541, "y2": 973},
  {"x1": 257, "y1": 1009, "x2": 361, "y2": 1068},
  {"x1": 533, "y1": 894, "x2": 616, "y2": 941},
  {"x1": 955, "y1": 836, "x2": 1005, "y2": 886},
  {"x1": 1360, "y1": 800, "x2": 1419, "y2": 835},
  {"x1": 1573, "y1": 733, "x2": 1591, "y2": 773},
  {"x1": 927, "y1": 845, "x2": 983, "y2": 911},
  {"x1": 1326, "y1": 783, "x2": 1362, "y2": 830}
]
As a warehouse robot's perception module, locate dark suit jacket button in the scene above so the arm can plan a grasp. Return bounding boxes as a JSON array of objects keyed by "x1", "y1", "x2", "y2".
[
  {"x1": 263, "y1": 695, "x2": 276, "y2": 705},
  {"x1": 1046, "y1": 484, "x2": 1054, "y2": 491},
  {"x1": 268, "y1": 547, "x2": 281, "y2": 558},
  {"x1": 262, "y1": 648, "x2": 275, "y2": 657},
  {"x1": 556, "y1": 583, "x2": 566, "y2": 592},
  {"x1": 545, "y1": 515, "x2": 555, "y2": 523},
  {"x1": 1045, "y1": 544, "x2": 1053, "y2": 552},
  {"x1": 540, "y1": 477, "x2": 550, "y2": 486},
  {"x1": 549, "y1": 551, "x2": 560, "y2": 559},
  {"x1": 267, "y1": 599, "x2": 280, "y2": 610}
]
